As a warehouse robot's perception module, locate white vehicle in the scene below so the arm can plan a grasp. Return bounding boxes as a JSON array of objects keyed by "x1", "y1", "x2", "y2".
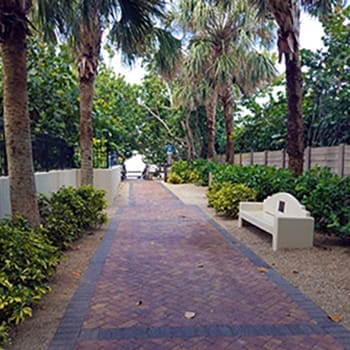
[{"x1": 123, "y1": 151, "x2": 147, "y2": 179}]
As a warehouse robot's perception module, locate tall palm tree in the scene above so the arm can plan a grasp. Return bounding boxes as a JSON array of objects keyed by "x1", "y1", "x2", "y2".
[
  {"x1": 175, "y1": 0, "x2": 276, "y2": 162},
  {"x1": 0, "y1": 0, "x2": 70, "y2": 226},
  {"x1": 71, "y1": 0, "x2": 166, "y2": 185},
  {"x1": 251, "y1": 0, "x2": 337, "y2": 175}
]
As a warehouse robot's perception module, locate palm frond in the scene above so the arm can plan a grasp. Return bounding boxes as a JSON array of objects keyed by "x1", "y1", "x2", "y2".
[
  {"x1": 186, "y1": 40, "x2": 211, "y2": 77},
  {"x1": 31, "y1": 0, "x2": 74, "y2": 42},
  {"x1": 302, "y1": 0, "x2": 340, "y2": 18},
  {"x1": 152, "y1": 28, "x2": 182, "y2": 80},
  {"x1": 211, "y1": 54, "x2": 236, "y2": 84},
  {"x1": 238, "y1": 50, "x2": 277, "y2": 94},
  {"x1": 109, "y1": 0, "x2": 166, "y2": 62}
]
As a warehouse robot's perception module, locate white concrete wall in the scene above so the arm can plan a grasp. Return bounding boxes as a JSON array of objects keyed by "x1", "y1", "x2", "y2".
[
  {"x1": 0, "y1": 177, "x2": 10, "y2": 219},
  {"x1": 93, "y1": 166, "x2": 122, "y2": 205},
  {"x1": 0, "y1": 166, "x2": 122, "y2": 219}
]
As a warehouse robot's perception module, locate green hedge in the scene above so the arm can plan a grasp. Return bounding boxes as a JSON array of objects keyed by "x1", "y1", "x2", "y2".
[
  {"x1": 39, "y1": 185, "x2": 107, "y2": 249},
  {"x1": 0, "y1": 217, "x2": 60, "y2": 346},
  {"x1": 168, "y1": 159, "x2": 219, "y2": 186},
  {"x1": 0, "y1": 185, "x2": 108, "y2": 346},
  {"x1": 211, "y1": 164, "x2": 295, "y2": 201},
  {"x1": 207, "y1": 183, "x2": 257, "y2": 218},
  {"x1": 295, "y1": 167, "x2": 350, "y2": 237}
]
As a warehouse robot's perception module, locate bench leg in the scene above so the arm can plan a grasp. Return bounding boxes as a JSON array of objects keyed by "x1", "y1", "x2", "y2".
[
  {"x1": 274, "y1": 218, "x2": 314, "y2": 251},
  {"x1": 238, "y1": 216, "x2": 243, "y2": 228}
]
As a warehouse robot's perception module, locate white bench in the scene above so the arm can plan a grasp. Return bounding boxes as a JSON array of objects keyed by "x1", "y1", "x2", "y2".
[{"x1": 238, "y1": 192, "x2": 314, "y2": 251}]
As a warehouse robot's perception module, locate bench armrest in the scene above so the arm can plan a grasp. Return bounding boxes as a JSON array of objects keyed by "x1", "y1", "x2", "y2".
[{"x1": 239, "y1": 202, "x2": 263, "y2": 211}]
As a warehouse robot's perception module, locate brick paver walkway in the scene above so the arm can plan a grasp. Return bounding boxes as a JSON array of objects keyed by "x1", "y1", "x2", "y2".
[{"x1": 49, "y1": 181, "x2": 350, "y2": 350}]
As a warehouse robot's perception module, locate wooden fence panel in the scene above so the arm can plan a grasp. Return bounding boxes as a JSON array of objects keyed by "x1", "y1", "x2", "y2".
[
  {"x1": 253, "y1": 152, "x2": 265, "y2": 165},
  {"x1": 267, "y1": 150, "x2": 283, "y2": 168},
  {"x1": 210, "y1": 144, "x2": 348, "y2": 176},
  {"x1": 309, "y1": 146, "x2": 339, "y2": 174},
  {"x1": 233, "y1": 144, "x2": 349, "y2": 177},
  {"x1": 344, "y1": 145, "x2": 350, "y2": 177},
  {"x1": 241, "y1": 153, "x2": 252, "y2": 166}
]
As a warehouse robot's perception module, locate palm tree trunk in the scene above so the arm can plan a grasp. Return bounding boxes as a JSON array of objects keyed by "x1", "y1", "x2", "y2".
[
  {"x1": 286, "y1": 47, "x2": 304, "y2": 176},
  {"x1": 205, "y1": 90, "x2": 218, "y2": 160},
  {"x1": 181, "y1": 114, "x2": 196, "y2": 160},
  {"x1": 79, "y1": 75, "x2": 95, "y2": 185},
  {"x1": 1, "y1": 25, "x2": 40, "y2": 226},
  {"x1": 220, "y1": 81, "x2": 235, "y2": 164},
  {"x1": 78, "y1": 15, "x2": 101, "y2": 186}
]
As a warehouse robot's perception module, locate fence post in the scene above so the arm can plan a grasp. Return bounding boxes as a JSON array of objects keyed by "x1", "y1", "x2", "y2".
[
  {"x1": 44, "y1": 133, "x2": 50, "y2": 172},
  {"x1": 338, "y1": 143, "x2": 345, "y2": 177},
  {"x1": 281, "y1": 149, "x2": 286, "y2": 169},
  {"x1": 264, "y1": 151, "x2": 268, "y2": 166},
  {"x1": 239, "y1": 153, "x2": 242, "y2": 166},
  {"x1": 250, "y1": 151, "x2": 254, "y2": 165},
  {"x1": 304, "y1": 146, "x2": 311, "y2": 170}
]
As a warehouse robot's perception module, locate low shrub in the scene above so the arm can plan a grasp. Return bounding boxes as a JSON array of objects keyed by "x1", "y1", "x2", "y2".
[
  {"x1": 0, "y1": 185, "x2": 108, "y2": 346},
  {"x1": 39, "y1": 185, "x2": 107, "y2": 249},
  {"x1": 75, "y1": 186, "x2": 108, "y2": 229},
  {"x1": 0, "y1": 217, "x2": 60, "y2": 345},
  {"x1": 295, "y1": 167, "x2": 350, "y2": 237},
  {"x1": 207, "y1": 182, "x2": 227, "y2": 208},
  {"x1": 209, "y1": 183, "x2": 257, "y2": 218},
  {"x1": 168, "y1": 161, "x2": 191, "y2": 184},
  {"x1": 167, "y1": 172, "x2": 186, "y2": 184},
  {"x1": 168, "y1": 159, "x2": 220, "y2": 186},
  {"x1": 190, "y1": 158, "x2": 220, "y2": 185},
  {"x1": 212, "y1": 164, "x2": 295, "y2": 201}
]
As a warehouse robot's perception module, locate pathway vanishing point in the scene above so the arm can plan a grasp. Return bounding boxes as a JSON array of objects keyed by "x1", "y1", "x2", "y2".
[{"x1": 49, "y1": 181, "x2": 350, "y2": 349}]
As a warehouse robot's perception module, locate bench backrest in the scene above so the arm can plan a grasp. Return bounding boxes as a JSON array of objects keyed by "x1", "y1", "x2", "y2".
[{"x1": 263, "y1": 192, "x2": 310, "y2": 217}]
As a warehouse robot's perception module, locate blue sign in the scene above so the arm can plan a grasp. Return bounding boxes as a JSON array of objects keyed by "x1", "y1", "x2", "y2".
[{"x1": 166, "y1": 145, "x2": 173, "y2": 154}]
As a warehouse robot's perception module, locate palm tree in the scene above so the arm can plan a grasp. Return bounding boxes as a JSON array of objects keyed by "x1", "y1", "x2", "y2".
[
  {"x1": 251, "y1": 0, "x2": 337, "y2": 175},
  {"x1": 71, "y1": 0, "x2": 166, "y2": 186},
  {"x1": 0, "y1": 0, "x2": 70, "y2": 226},
  {"x1": 175, "y1": 0, "x2": 276, "y2": 162}
]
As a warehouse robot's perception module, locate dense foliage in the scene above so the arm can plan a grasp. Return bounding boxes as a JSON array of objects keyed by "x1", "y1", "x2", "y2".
[
  {"x1": 0, "y1": 186, "x2": 107, "y2": 346},
  {"x1": 167, "y1": 158, "x2": 220, "y2": 186},
  {"x1": 26, "y1": 38, "x2": 79, "y2": 145},
  {"x1": 39, "y1": 186, "x2": 107, "y2": 249},
  {"x1": 0, "y1": 218, "x2": 60, "y2": 346},
  {"x1": 207, "y1": 183, "x2": 257, "y2": 218},
  {"x1": 295, "y1": 167, "x2": 350, "y2": 237}
]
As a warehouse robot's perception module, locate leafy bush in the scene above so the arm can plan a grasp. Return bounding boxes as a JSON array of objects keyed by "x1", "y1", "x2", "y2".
[
  {"x1": 167, "y1": 172, "x2": 186, "y2": 184},
  {"x1": 209, "y1": 183, "x2": 257, "y2": 218},
  {"x1": 212, "y1": 164, "x2": 295, "y2": 201},
  {"x1": 39, "y1": 185, "x2": 107, "y2": 249},
  {"x1": 0, "y1": 185, "x2": 107, "y2": 346},
  {"x1": 207, "y1": 182, "x2": 227, "y2": 208},
  {"x1": 295, "y1": 167, "x2": 350, "y2": 237},
  {"x1": 75, "y1": 186, "x2": 108, "y2": 228},
  {"x1": 168, "y1": 159, "x2": 220, "y2": 186},
  {"x1": 0, "y1": 217, "x2": 60, "y2": 345},
  {"x1": 168, "y1": 161, "x2": 191, "y2": 184},
  {"x1": 190, "y1": 158, "x2": 220, "y2": 185}
]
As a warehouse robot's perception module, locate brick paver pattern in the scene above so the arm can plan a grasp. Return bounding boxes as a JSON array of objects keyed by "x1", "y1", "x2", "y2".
[{"x1": 50, "y1": 181, "x2": 350, "y2": 350}]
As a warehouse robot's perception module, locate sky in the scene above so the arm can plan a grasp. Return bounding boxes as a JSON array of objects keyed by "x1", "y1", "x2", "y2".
[{"x1": 104, "y1": 13, "x2": 326, "y2": 84}]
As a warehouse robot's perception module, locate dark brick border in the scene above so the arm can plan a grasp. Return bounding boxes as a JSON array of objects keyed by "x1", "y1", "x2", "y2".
[
  {"x1": 79, "y1": 323, "x2": 325, "y2": 341},
  {"x1": 48, "y1": 208, "x2": 124, "y2": 350}
]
